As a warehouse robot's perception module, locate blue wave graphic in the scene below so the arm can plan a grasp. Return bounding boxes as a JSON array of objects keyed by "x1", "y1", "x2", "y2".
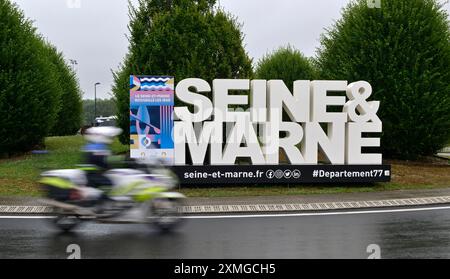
[
  {"x1": 140, "y1": 81, "x2": 167, "y2": 86},
  {"x1": 140, "y1": 77, "x2": 171, "y2": 82}
]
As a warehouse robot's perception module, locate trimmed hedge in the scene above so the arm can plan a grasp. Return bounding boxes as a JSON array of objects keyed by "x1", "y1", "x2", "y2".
[
  {"x1": 0, "y1": 0, "x2": 60, "y2": 155},
  {"x1": 46, "y1": 45, "x2": 82, "y2": 136},
  {"x1": 0, "y1": 0, "x2": 83, "y2": 156}
]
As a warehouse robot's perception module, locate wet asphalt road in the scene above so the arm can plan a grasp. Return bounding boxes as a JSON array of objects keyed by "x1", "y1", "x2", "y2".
[{"x1": 1, "y1": 207, "x2": 450, "y2": 259}]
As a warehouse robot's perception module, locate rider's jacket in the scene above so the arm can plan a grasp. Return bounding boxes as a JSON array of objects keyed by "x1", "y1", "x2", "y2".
[{"x1": 81, "y1": 143, "x2": 111, "y2": 171}]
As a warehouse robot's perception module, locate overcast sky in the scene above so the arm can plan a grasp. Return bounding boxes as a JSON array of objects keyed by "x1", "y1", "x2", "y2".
[{"x1": 11, "y1": 0, "x2": 450, "y2": 99}]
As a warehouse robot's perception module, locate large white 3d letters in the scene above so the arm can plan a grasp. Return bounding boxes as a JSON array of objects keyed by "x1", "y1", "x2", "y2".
[{"x1": 174, "y1": 79, "x2": 382, "y2": 165}]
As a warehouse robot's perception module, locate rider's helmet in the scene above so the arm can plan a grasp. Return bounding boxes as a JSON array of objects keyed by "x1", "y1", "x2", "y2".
[{"x1": 84, "y1": 126, "x2": 123, "y2": 144}]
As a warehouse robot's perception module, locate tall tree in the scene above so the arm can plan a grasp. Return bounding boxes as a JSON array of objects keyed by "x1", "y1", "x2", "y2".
[
  {"x1": 113, "y1": 0, "x2": 253, "y2": 144},
  {"x1": 0, "y1": 0, "x2": 60, "y2": 155},
  {"x1": 316, "y1": 0, "x2": 450, "y2": 159}
]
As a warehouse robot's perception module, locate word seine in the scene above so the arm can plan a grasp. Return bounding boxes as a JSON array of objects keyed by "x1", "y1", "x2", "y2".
[{"x1": 173, "y1": 79, "x2": 382, "y2": 166}]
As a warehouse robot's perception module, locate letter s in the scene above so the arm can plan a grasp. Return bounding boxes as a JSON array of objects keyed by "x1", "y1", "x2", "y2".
[{"x1": 175, "y1": 78, "x2": 212, "y2": 122}]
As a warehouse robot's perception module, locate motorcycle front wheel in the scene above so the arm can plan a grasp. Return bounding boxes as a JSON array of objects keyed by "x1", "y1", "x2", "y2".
[
  {"x1": 51, "y1": 207, "x2": 81, "y2": 232},
  {"x1": 147, "y1": 198, "x2": 184, "y2": 232}
]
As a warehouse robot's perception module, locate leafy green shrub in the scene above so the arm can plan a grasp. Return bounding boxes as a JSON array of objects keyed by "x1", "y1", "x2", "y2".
[
  {"x1": 255, "y1": 46, "x2": 317, "y2": 90},
  {"x1": 316, "y1": 0, "x2": 450, "y2": 159}
]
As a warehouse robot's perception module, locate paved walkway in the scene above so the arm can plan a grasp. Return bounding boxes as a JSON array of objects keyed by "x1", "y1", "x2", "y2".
[{"x1": 1, "y1": 187, "x2": 450, "y2": 214}]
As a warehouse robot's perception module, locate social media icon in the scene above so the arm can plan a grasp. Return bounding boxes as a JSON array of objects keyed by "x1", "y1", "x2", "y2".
[
  {"x1": 293, "y1": 170, "x2": 301, "y2": 179},
  {"x1": 284, "y1": 169, "x2": 292, "y2": 179},
  {"x1": 275, "y1": 170, "x2": 284, "y2": 179},
  {"x1": 266, "y1": 170, "x2": 275, "y2": 179}
]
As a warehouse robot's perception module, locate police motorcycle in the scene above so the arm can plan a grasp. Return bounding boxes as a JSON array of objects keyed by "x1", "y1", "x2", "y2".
[{"x1": 39, "y1": 127, "x2": 185, "y2": 232}]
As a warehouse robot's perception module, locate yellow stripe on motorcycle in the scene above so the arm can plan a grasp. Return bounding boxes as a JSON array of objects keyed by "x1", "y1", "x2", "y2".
[
  {"x1": 39, "y1": 177, "x2": 74, "y2": 189},
  {"x1": 109, "y1": 181, "x2": 144, "y2": 196},
  {"x1": 77, "y1": 167, "x2": 98, "y2": 171},
  {"x1": 134, "y1": 187, "x2": 166, "y2": 202}
]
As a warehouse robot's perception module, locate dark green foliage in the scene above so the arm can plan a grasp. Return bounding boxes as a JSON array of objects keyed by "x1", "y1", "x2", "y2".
[
  {"x1": 82, "y1": 98, "x2": 117, "y2": 125},
  {"x1": 113, "y1": 0, "x2": 253, "y2": 144},
  {"x1": 316, "y1": 0, "x2": 450, "y2": 159},
  {"x1": 46, "y1": 45, "x2": 83, "y2": 136},
  {"x1": 127, "y1": 4, "x2": 253, "y2": 81},
  {"x1": 0, "y1": 0, "x2": 60, "y2": 155},
  {"x1": 255, "y1": 46, "x2": 317, "y2": 90},
  {"x1": 112, "y1": 65, "x2": 132, "y2": 144}
]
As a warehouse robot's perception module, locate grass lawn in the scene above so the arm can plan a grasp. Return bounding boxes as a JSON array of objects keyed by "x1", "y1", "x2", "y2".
[
  {"x1": 0, "y1": 135, "x2": 128, "y2": 196},
  {"x1": 0, "y1": 135, "x2": 449, "y2": 197}
]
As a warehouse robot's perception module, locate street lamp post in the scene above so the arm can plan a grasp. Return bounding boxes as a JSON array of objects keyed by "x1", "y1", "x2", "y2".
[{"x1": 94, "y1": 82, "x2": 101, "y2": 125}]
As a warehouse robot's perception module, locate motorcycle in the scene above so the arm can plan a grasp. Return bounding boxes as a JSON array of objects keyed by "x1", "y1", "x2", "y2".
[{"x1": 39, "y1": 160, "x2": 186, "y2": 232}]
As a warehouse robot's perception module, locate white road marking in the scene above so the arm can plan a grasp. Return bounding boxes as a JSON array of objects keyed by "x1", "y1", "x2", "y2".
[
  {"x1": 184, "y1": 205, "x2": 450, "y2": 219},
  {"x1": 0, "y1": 216, "x2": 55, "y2": 219},
  {"x1": 1, "y1": 205, "x2": 450, "y2": 219}
]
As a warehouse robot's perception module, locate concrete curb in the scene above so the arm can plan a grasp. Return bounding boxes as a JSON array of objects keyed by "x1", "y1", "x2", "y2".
[
  {"x1": 1, "y1": 195, "x2": 450, "y2": 215},
  {"x1": 182, "y1": 195, "x2": 450, "y2": 213}
]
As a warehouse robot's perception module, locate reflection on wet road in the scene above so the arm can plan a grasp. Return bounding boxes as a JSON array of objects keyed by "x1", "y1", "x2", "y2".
[{"x1": 1, "y1": 207, "x2": 450, "y2": 258}]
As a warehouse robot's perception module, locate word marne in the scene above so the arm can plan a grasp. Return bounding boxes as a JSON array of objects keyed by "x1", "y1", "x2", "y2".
[{"x1": 173, "y1": 78, "x2": 382, "y2": 165}]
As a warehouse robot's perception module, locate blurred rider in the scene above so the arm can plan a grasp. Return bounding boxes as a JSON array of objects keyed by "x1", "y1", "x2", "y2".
[{"x1": 82, "y1": 126, "x2": 122, "y2": 190}]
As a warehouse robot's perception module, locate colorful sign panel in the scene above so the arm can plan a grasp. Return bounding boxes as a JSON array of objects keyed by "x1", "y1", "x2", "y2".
[{"x1": 130, "y1": 76, "x2": 174, "y2": 164}]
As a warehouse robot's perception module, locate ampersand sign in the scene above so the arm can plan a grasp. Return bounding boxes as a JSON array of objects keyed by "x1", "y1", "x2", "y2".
[{"x1": 344, "y1": 81, "x2": 381, "y2": 123}]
